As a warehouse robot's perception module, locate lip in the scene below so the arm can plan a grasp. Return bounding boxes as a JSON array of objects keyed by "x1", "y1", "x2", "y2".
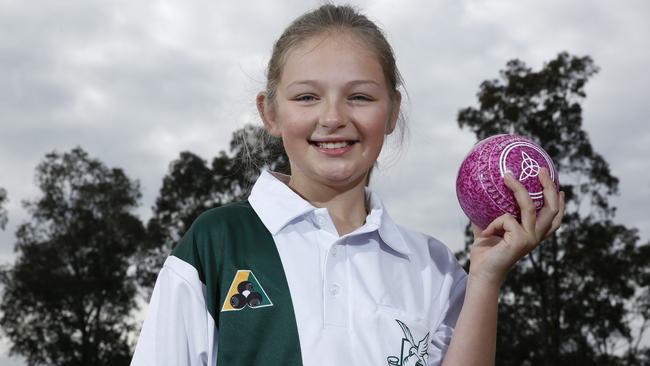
[
  {"x1": 308, "y1": 137, "x2": 359, "y2": 143},
  {"x1": 309, "y1": 137, "x2": 358, "y2": 157},
  {"x1": 311, "y1": 142, "x2": 355, "y2": 157}
]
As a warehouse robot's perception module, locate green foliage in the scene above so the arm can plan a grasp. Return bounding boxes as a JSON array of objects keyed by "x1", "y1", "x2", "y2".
[
  {"x1": 136, "y1": 125, "x2": 289, "y2": 293},
  {"x1": 0, "y1": 147, "x2": 145, "y2": 366},
  {"x1": 456, "y1": 52, "x2": 650, "y2": 364},
  {"x1": 0, "y1": 187, "x2": 7, "y2": 230}
]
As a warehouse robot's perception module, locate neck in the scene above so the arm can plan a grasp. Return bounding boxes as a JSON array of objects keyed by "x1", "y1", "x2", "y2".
[{"x1": 286, "y1": 172, "x2": 369, "y2": 236}]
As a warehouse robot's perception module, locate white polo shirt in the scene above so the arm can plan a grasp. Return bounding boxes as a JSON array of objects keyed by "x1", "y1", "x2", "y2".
[{"x1": 132, "y1": 170, "x2": 467, "y2": 366}]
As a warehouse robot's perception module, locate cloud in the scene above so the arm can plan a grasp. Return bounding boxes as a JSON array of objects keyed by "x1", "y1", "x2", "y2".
[
  {"x1": 2, "y1": 0, "x2": 650, "y2": 363},
  {"x1": 1, "y1": 0, "x2": 649, "y2": 255},
  {"x1": 366, "y1": 0, "x2": 650, "y2": 249}
]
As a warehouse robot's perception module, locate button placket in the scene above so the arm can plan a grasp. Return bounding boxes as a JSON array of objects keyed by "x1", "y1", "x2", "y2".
[
  {"x1": 313, "y1": 209, "x2": 337, "y2": 236},
  {"x1": 323, "y1": 239, "x2": 347, "y2": 327},
  {"x1": 330, "y1": 245, "x2": 338, "y2": 256},
  {"x1": 329, "y1": 283, "x2": 341, "y2": 296}
]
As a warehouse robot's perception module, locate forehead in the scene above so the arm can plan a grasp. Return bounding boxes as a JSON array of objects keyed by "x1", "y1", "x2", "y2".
[{"x1": 279, "y1": 31, "x2": 386, "y2": 86}]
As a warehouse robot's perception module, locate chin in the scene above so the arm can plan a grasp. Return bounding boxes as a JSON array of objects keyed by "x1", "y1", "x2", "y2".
[{"x1": 318, "y1": 169, "x2": 366, "y2": 186}]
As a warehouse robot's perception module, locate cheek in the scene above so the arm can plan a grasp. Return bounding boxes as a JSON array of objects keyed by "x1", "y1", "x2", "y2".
[
  {"x1": 356, "y1": 108, "x2": 391, "y2": 139},
  {"x1": 282, "y1": 120, "x2": 312, "y2": 141},
  {"x1": 274, "y1": 113, "x2": 308, "y2": 141},
  {"x1": 277, "y1": 120, "x2": 314, "y2": 159}
]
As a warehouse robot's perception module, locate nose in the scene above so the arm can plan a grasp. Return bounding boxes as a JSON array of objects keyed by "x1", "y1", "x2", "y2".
[{"x1": 319, "y1": 99, "x2": 346, "y2": 130}]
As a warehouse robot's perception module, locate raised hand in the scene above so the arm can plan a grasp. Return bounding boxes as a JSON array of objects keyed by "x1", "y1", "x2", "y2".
[{"x1": 468, "y1": 167, "x2": 565, "y2": 286}]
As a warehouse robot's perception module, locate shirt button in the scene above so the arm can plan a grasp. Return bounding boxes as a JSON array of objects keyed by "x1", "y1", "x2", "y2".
[
  {"x1": 329, "y1": 284, "x2": 341, "y2": 297},
  {"x1": 330, "y1": 246, "x2": 338, "y2": 256},
  {"x1": 317, "y1": 216, "x2": 326, "y2": 226}
]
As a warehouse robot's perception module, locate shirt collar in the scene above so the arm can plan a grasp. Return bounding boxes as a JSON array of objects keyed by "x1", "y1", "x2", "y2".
[
  {"x1": 248, "y1": 170, "x2": 411, "y2": 256},
  {"x1": 364, "y1": 186, "x2": 411, "y2": 256},
  {"x1": 248, "y1": 170, "x2": 316, "y2": 236}
]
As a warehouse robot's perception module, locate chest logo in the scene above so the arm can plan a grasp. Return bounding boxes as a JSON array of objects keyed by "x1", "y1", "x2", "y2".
[
  {"x1": 386, "y1": 319, "x2": 430, "y2": 366},
  {"x1": 221, "y1": 270, "x2": 273, "y2": 312}
]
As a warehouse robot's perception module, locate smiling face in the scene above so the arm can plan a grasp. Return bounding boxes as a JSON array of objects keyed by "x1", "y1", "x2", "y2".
[{"x1": 258, "y1": 31, "x2": 400, "y2": 192}]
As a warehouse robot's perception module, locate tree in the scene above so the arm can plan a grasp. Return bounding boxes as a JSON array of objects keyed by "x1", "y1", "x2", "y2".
[
  {"x1": 456, "y1": 52, "x2": 650, "y2": 365},
  {"x1": 0, "y1": 147, "x2": 146, "y2": 365},
  {"x1": 0, "y1": 187, "x2": 7, "y2": 230},
  {"x1": 137, "y1": 125, "x2": 289, "y2": 292}
]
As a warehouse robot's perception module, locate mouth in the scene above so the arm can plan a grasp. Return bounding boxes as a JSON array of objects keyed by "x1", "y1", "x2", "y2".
[{"x1": 308, "y1": 140, "x2": 359, "y2": 149}]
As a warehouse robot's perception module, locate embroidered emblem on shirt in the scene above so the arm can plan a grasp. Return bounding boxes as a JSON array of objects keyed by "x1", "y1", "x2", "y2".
[
  {"x1": 221, "y1": 270, "x2": 273, "y2": 312},
  {"x1": 386, "y1": 319, "x2": 430, "y2": 366}
]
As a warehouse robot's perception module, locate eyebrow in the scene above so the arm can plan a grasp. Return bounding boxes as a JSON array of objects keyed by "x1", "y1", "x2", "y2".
[{"x1": 286, "y1": 79, "x2": 381, "y2": 88}]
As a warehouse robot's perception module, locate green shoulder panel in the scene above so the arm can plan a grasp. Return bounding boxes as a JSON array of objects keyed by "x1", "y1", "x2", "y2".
[{"x1": 171, "y1": 200, "x2": 303, "y2": 366}]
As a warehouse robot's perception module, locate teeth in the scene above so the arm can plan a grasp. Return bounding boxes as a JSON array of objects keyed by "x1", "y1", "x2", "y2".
[{"x1": 316, "y1": 141, "x2": 351, "y2": 149}]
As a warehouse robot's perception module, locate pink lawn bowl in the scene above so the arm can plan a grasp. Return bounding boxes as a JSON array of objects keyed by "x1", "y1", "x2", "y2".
[{"x1": 456, "y1": 134, "x2": 560, "y2": 229}]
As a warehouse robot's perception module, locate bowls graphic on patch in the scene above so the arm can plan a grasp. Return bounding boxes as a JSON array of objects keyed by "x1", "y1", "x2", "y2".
[{"x1": 456, "y1": 134, "x2": 560, "y2": 229}]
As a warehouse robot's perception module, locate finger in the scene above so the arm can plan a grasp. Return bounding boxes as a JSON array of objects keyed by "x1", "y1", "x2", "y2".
[
  {"x1": 482, "y1": 213, "x2": 537, "y2": 261},
  {"x1": 535, "y1": 168, "x2": 560, "y2": 240},
  {"x1": 503, "y1": 172, "x2": 536, "y2": 234},
  {"x1": 543, "y1": 191, "x2": 566, "y2": 239},
  {"x1": 482, "y1": 212, "x2": 523, "y2": 239},
  {"x1": 540, "y1": 167, "x2": 559, "y2": 212}
]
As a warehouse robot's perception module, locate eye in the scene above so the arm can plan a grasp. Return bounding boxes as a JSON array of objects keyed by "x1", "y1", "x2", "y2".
[
  {"x1": 294, "y1": 94, "x2": 318, "y2": 102},
  {"x1": 350, "y1": 94, "x2": 373, "y2": 102}
]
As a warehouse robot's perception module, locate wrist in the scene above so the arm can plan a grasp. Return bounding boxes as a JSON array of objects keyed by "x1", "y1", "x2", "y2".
[{"x1": 467, "y1": 271, "x2": 504, "y2": 292}]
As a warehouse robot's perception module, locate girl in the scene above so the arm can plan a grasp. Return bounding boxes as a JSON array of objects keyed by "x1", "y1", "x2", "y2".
[{"x1": 131, "y1": 4, "x2": 565, "y2": 366}]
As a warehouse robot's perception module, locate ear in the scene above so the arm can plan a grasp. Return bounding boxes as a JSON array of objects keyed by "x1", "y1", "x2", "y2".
[
  {"x1": 256, "y1": 92, "x2": 281, "y2": 137},
  {"x1": 385, "y1": 91, "x2": 401, "y2": 135}
]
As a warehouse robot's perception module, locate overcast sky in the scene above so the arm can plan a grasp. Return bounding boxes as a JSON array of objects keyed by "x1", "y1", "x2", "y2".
[{"x1": 1, "y1": 0, "x2": 649, "y2": 364}]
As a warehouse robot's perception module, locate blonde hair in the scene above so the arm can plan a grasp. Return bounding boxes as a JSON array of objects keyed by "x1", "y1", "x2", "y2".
[
  {"x1": 267, "y1": 5, "x2": 402, "y2": 99},
  {"x1": 251, "y1": 3, "x2": 409, "y2": 183}
]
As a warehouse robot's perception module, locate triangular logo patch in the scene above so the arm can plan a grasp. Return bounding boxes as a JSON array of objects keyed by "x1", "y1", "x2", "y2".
[{"x1": 221, "y1": 270, "x2": 273, "y2": 312}]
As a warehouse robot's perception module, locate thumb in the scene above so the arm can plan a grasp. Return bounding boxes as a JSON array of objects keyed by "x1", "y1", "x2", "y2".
[
  {"x1": 470, "y1": 223, "x2": 483, "y2": 238},
  {"x1": 481, "y1": 213, "x2": 517, "y2": 237}
]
